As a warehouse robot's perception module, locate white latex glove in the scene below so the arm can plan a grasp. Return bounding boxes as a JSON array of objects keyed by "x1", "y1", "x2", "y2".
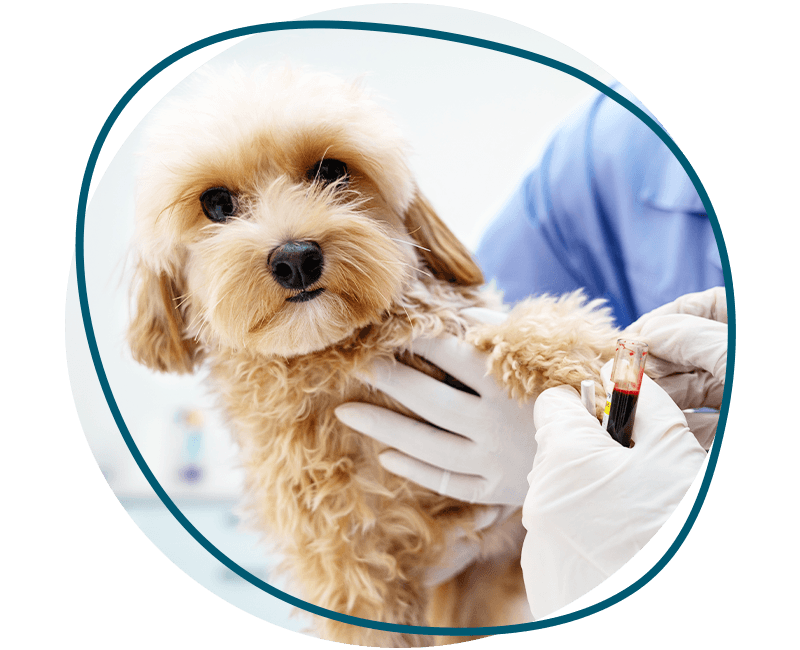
[
  {"x1": 624, "y1": 287, "x2": 728, "y2": 448},
  {"x1": 521, "y1": 366, "x2": 706, "y2": 620},
  {"x1": 334, "y1": 308, "x2": 536, "y2": 507},
  {"x1": 624, "y1": 287, "x2": 728, "y2": 410}
]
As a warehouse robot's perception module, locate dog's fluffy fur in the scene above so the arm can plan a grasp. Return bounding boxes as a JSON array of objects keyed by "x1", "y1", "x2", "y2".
[{"x1": 127, "y1": 66, "x2": 619, "y2": 646}]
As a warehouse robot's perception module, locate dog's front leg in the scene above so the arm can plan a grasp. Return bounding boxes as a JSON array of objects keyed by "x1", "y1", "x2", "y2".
[{"x1": 466, "y1": 292, "x2": 620, "y2": 415}]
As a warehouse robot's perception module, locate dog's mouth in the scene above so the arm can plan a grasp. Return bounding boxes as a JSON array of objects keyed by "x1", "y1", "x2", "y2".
[{"x1": 286, "y1": 287, "x2": 326, "y2": 303}]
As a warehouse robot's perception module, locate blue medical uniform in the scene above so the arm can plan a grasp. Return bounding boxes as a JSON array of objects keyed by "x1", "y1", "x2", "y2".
[{"x1": 476, "y1": 85, "x2": 724, "y2": 328}]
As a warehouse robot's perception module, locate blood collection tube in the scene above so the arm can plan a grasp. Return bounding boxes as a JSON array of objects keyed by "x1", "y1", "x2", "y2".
[{"x1": 603, "y1": 339, "x2": 648, "y2": 447}]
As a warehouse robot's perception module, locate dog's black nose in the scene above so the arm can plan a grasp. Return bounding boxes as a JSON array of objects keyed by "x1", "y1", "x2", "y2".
[{"x1": 270, "y1": 241, "x2": 324, "y2": 290}]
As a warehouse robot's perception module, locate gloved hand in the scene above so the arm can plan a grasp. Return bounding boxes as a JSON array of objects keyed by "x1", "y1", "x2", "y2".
[
  {"x1": 623, "y1": 287, "x2": 728, "y2": 448},
  {"x1": 521, "y1": 367, "x2": 707, "y2": 620},
  {"x1": 624, "y1": 286, "x2": 728, "y2": 410},
  {"x1": 334, "y1": 309, "x2": 536, "y2": 507}
]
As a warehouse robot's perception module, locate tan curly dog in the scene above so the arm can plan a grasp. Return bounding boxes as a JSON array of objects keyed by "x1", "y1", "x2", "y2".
[{"x1": 127, "y1": 65, "x2": 618, "y2": 647}]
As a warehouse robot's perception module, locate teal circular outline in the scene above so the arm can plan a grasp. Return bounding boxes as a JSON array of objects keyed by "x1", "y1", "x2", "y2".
[{"x1": 75, "y1": 20, "x2": 735, "y2": 637}]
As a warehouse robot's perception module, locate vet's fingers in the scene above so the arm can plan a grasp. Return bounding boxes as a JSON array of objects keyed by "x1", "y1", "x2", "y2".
[
  {"x1": 622, "y1": 374, "x2": 696, "y2": 450},
  {"x1": 363, "y1": 356, "x2": 483, "y2": 432},
  {"x1": 639, "y1": 354, "x2": 683, "y2": 380},
  {"x1": 638, "y1": 313, "x2": 727, "y2": 383},
  {"x1": 533, "y1": 385, "x2": 603, "y2": 435},
  {"x1": 684, "y1": 411, "x2": 719, "y2": 450},
  {"x1": 532, "y1": 385, "x2": 620, "y2": 453},
  {"x1": 335, "y1": 403, "x2": 479, "y2": 474},
  {"x1": 656, "y1": 371, "x2": 724, "y2": 410},
  {"x1": 460, "y1": 307, "x2": 509, "y2": 325},
  {"x1": 378, "y1": 450, "x2": 489, "y2": 503},
  {"x1": 404, "y1": 335, "x2": 495, "y2": 394}
]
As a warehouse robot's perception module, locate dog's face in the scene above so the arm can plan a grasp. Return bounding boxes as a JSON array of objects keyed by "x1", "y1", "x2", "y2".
[{"x1": 128, "y1": 66, "x2": 483, "y2": 372}]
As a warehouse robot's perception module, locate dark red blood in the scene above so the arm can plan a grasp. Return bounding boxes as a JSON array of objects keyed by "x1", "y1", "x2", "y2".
[{"x1": 607, "y1": 387, "x2": 640, "y2": 447}]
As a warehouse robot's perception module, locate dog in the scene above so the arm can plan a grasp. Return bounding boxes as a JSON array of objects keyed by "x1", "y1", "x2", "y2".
[{"x1": 126, "y1": 65, "x2": 619, "y2": 646}]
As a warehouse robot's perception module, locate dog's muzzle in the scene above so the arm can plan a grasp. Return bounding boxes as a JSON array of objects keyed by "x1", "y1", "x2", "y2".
[{"x1": 270, "y1": 240, "x2": 325, "y2": 301}]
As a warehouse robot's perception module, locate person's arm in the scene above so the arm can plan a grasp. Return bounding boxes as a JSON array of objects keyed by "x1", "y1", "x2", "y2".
[
  {"x1": 476, "y1": 107, "x2": 600, "y2": 302},
  {"x1": 477, "y1": 83, "x2": 725, "y2": 329},
  {"x1": 476, "y1": 91, "x2": 639, "y2": 326}
]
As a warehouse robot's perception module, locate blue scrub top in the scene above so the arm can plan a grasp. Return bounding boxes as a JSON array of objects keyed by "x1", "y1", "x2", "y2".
[{"x1": 475, "y1": 85, "x2": 723, "y2": 328}]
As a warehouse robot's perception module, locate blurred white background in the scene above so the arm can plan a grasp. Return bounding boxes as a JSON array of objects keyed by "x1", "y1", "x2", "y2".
[{"x1": 67, "y1": 1, "x2": 627, "y2": 639}]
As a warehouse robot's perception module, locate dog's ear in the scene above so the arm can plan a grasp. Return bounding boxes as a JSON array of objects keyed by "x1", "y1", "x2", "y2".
[
  {"x1": 404, "y1": 191, "x2": 484, "y2": 286},
  {"x1": 127, "y1": 262, "x2": 202, "y2": 374}
]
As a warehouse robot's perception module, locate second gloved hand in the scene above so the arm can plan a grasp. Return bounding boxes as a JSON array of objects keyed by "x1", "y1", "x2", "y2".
[
  {"x1": 335, "y1": 316, "x2": 536, "y2": 507},
  {"x1": 521, "y1": 368, "x2": 707, "y2": 619},
  {"x1": 623, "y1": 287, "x2": 728, "y2": 449},
  {"x1": 624, "y1": 287, "x2": 728, "y2": 410}
]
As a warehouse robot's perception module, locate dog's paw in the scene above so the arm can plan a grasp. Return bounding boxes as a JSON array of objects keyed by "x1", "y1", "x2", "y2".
[{"x1": 466, "y1": 291, "x2": 618, "y2": 402}]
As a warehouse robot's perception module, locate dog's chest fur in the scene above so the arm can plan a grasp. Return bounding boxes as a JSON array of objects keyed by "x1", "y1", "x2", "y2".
[{"x1": 206, "y1": 280, "x2": 497, "y2": 589}]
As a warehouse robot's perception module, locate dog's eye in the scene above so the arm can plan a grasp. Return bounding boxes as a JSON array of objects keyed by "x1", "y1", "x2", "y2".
[
  {"x1": 307, "y1": 159, "x2": 349, "y2": 186},
  {"x1": 200, "y1": 187, "x2": 238, "y2": 223}
]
